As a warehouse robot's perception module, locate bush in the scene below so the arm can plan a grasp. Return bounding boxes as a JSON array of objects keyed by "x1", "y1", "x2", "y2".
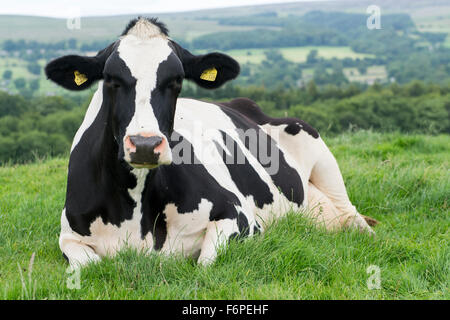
[
  {"x1": 0, "y1": 91, "x2": 28, "y2": 117},
  {"x1": 2, "y1": 70, "x2": 12, "y2": 80},
  {"x1": 14, "y1": 78, "x2": 26, "y2": 89}
]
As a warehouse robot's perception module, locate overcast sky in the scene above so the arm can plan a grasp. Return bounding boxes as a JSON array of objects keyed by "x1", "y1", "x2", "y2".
[{"x1": 0, "y1": 0, "x2": 328, "y2": 18}]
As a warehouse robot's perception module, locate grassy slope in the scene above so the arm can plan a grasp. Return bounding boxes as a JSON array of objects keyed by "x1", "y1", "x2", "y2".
[
  {"x1": 0, "y1": 14, "x2": 280, "y2": 43},
  {"x1": 0, "y1": 131, "x2": 448, "y2": 299},
  {"x1": 1, "y1": 0, "x2": 450, "y2": 42}
]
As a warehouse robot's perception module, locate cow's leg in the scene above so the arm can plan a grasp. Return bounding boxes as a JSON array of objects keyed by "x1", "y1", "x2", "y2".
[
  {"x1": 306, "y1": 182, "x2": 344, "y2": 231},
  {"x1": 307, "y1": 182, "x2": 379, "y2": 231},
  {"x1": 60, "y1": 234, "x2": 101, "y2": 268},
  {"x1": 197, "y1": 219, "x2": 237, "y2": 265},
  {"x1": 309, "y1": 140, "x2": 374, "y2": 235}
]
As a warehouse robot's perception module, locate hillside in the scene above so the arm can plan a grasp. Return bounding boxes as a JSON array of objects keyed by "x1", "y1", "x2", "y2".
[
  {"x1": 1, "y1": 0, "x2": 450, "y2": 97},
  {"x1": 1, "y1": 0, "x2": 450, "y2": 42}
]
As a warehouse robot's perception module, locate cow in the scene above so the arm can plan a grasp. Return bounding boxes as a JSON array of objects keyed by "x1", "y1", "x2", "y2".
[{"x1": 45, "y1": 17, "x2": 376, "y2": 268}]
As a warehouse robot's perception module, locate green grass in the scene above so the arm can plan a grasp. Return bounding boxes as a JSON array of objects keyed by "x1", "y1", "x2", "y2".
[{"x1": 0, "y1": 131, "x2": 448, "y2": 299}]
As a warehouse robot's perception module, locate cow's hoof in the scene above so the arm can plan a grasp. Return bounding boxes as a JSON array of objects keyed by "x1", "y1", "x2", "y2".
[{"x1": 362, "y1": 215, "x2": 379, "y2": 227}]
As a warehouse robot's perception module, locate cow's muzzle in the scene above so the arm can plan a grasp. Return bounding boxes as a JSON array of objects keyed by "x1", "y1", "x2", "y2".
[{"x1": 124, "y1": 133, "x2": 171, "y2": 168}]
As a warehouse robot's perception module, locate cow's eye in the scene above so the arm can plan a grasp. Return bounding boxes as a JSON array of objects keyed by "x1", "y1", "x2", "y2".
[
  {"x1": 104, "y1": 75, "x2": 121, "y2": 89},
  {"x1": 110, "y1": 82, "x2": 121, "y2": 89}
]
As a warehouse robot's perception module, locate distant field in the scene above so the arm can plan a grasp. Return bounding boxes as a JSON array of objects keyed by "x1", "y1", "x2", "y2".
[
  {"x1": 412, "y1": 3, "x2": 450, "y2": 34},
  {"x1": 0, "y1": 15, "x2": 279, "y2": 42},
  {"x1": 416, "y1": 17, "x2": 450, "y2": 36},
  {"x1": 0, "y1": 57, "x2": 29, "y2": 79},
  {"x1": 0, "y1": 57, "x2": 64, "y2": 95},
  {"x1": 298, "y1": 65, "x2": 388, "y2": 85},
  {"x1": 0, "y1": 131, "x2": 448, "y2": 299},
  {"x1": 1, "y1": 0, "x2": 449, "y2": 94},
  {"x1": 445, "y1": 35, "x2": 450, "y2": 48},
  {"x1": 1, "y1": 0, "x2": 449, "y2": 42},
  {"x1": 344, "y1": 66, "x2": 388, "y2": 84},
  {"x1": 209, "y1": 46, "x2": 374, "y2": 65},
  {"x1": 0, "y1": 45, "x2": 376, "y2": 95}
]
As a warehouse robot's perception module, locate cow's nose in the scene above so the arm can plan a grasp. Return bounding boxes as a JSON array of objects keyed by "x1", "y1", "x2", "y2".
[
  {"x1": 126, "y1": 134, "x2": 163, "y2": 165},
  {"x1": 129, "y1": 135, "x2": 163, "y2": 151}
]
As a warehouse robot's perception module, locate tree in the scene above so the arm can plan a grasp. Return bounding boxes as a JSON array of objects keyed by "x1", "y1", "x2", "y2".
[
  {"x1": 0, "y1": 91, "x2": 28, "y2": 117},
  {"x1": 0, "y1": 136, "x2": 16, "y2": 164},
  {"x1": 27, "y1": 62, "x2": 41, "y2": 76},
  {"x1": 407, "y1": 80, "x2": 425, "y2": 97},
  {"x1": 357, "y1": 64, "x2": 367, "y2": 75},
  {"x1": 14, "y1": 78, "x2": 26, "y2": 89},
  {"x1": 29, "y1": 79, "x2": 40, "y2": 92},
  {"x1": 2, "y1": 70, "x2": 12, "y2": 80},
  {"x1": 33, "y1": 96, "x2": 75, "y2": 115},
  {"x1": 0, "y1": 116, "x2": 19, "y2": 136},
  {"x1": 422, "y1": 32, "x2": 447, "y2": 48},
  {"x1": 306, "y1": 80, "x2": 319, "y2": 100},
  {"x1": 67, "y1": 38, "x2": 77, "y2": 50},
  {"x1": 306, "y1": 49, "x2": 319, "y2": 64}
]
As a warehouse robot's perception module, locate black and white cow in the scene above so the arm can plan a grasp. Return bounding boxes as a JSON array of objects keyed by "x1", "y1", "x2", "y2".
[{"x1": 45, "y1": 18, "x2": 375, "y2": 268}]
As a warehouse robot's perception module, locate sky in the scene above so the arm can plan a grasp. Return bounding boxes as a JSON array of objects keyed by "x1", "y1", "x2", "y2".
[{"x1": 0, "y1": 0, "x2": 328, "y2": 18}]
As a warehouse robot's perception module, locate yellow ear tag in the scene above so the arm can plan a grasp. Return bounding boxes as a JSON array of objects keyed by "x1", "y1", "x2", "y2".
[
  {"x1": 200, "y1": 67, "x2": 217, "y2": 81},
  {"x1": 74, "y1": 70, "x2": 88, "y2": 86}
]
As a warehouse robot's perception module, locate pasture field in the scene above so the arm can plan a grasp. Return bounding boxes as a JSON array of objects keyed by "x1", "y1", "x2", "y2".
[
  {"x1": 0, "y1": 131, "x2": 448, "y2": 299},
  {"x1": 211, "y1": 46, "x2": 374, "y2": 65},
  {"x1": 0, "y1": 58, "x2": 100, "y2": 97},
  {"x1": 1, "y1": 0, "x2": 449, "y2": 42},
  {"x1": 343, "y1": 66, "x2": 388, "y2": 84},
  {"x1": 0, "y1": 45, "x2": 373, "y2": 96},
  {"x1": 0, "y1": 57, "x2": 62, "y2": 95}
]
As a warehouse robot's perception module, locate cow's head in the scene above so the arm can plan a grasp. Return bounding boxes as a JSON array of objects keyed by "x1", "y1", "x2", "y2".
[{"x1": 45, "y1": 17, "x2": 239, "y2": 169}]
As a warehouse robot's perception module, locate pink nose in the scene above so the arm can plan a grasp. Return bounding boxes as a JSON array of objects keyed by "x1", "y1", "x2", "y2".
[
  {"x1": 125, "y1": 133, "x2": 165, "y2": 153},
  {"x1": 124, "y1": 133, "x2": 165, "y2": 165}
]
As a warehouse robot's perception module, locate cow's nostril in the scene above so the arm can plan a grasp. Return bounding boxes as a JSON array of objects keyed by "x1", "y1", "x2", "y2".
[{"x1": 125, "y1": 136, "x2": 137, "y2": 153}]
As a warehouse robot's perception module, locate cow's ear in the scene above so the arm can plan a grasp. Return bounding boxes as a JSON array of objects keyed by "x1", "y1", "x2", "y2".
[
  {"x1": 172, "y1": 42, "x2": 240, "y2": 89},
  {"x1": 45, "y1": 55, "x2": 104, "y2": 91},
  {"x1": 45, "y1": 42, "x2": 115, "y2": 91}
]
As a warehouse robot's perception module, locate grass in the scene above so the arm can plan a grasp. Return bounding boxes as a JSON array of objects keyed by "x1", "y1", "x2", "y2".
[{"x1": 0, "y1": 131, "x2": 448, "y2": 299}]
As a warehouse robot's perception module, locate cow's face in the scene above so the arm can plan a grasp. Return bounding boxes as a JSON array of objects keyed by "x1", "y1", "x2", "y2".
[
  {"x1": 103, "y1": 33, "x2": 183, "y2": 168},
  {"x1": 45, "y1": 18, "x2": 239, "y2": 169}
]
